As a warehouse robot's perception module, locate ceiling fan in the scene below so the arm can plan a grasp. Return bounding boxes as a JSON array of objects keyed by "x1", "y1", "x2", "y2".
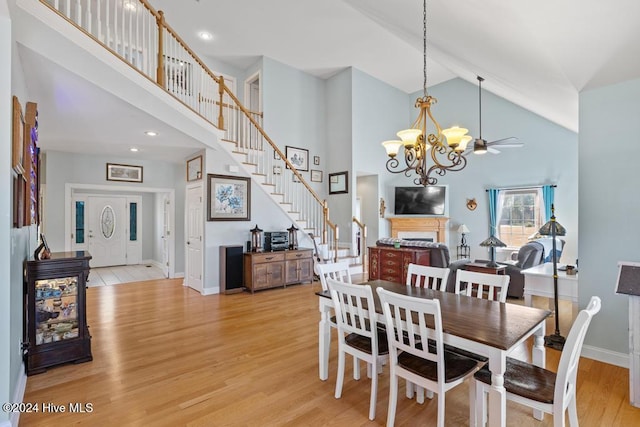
[{"x1": 473, "y1": 76, "x2": 523, "y2": 154}]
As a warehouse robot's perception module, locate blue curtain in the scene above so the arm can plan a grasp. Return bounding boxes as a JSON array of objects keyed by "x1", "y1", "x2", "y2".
[
  {"x1": 488, "y1": 188, "x2": 499, "y2": 236},
  {"x1": 542, "y1": 185, "x2": 554, "y2": 222}
]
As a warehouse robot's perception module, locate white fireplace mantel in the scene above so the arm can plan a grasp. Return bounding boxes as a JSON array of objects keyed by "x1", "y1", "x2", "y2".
[{"x1": 386, "y1": 216, "x2": 449, "y2": 244}]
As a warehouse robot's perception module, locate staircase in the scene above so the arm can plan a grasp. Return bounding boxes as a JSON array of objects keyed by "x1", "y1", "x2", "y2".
[{"x1": 34, "y1": 0, "x2": 365, "y2": 272}]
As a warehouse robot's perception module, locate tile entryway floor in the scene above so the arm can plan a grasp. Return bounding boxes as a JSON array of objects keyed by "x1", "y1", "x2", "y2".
[{"x1": 88, "y1": 264, "x2": 166, "y2": 286}]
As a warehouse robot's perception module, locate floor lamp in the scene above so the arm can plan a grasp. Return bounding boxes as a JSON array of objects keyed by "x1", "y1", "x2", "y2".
[{"x1": 538, "y1": 204, "x2": 567, "y2": 350}]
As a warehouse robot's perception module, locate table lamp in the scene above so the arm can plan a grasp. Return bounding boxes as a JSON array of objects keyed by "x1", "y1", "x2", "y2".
[
  {"x1": 538, "y1": 204, "x2": 567, "y2": 350},
  {"x1": 458, "y1": 224, "x2": 470, "y2": 246},
  {"x1": 457, "y1": 224, "x2": 470, "y2": 259},
  {"x1": 479, "y1": 235, "x2": 506, "y2": 267}
]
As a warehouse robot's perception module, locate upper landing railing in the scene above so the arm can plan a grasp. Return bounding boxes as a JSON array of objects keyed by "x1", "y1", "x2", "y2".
[{"x1": 39, "y1": 0, "x2": 341, "y2": 256}]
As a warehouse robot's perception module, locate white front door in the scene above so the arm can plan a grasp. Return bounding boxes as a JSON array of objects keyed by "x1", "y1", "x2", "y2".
[
  {"x1": 88, "y1": 196, "x2": 127, "y2": 267},
  {"x1": 185, "y1": 186, "x2": 203, "y2": 292}
]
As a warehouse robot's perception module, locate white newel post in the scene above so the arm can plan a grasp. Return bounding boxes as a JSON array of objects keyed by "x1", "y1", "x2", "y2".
[{"x1": 615, "y1": 261, "x2": 640, "y2": 408}]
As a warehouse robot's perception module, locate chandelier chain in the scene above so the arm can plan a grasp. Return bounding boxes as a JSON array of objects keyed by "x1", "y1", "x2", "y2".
[{"x1": 423, "y1": 0, "x2": 427, "y2": 97}]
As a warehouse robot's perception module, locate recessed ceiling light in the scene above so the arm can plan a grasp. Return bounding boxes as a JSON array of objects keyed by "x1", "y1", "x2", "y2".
[
  {"x1": 145, "y1": 131, "x2": 157, "y2": 137},
  {"x1": 198, "y1": 31, "x2": 213, "y2": 41},
  {"x1": 130, "y1": 147, "x2": 139, "y2": 152},
  {"x1": 123, "y1": 1, "x2": 137, "y2": 11}
]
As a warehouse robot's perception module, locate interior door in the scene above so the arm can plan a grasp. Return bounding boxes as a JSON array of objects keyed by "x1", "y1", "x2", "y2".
[
  {"x1": 185, "y1": 186, "x2": 203, "y2": 292},
  {"x1": 88, "y1": 196, "x2": 127, "y2": 267},
  {"x1": 162, "y1": 194, "x2": 170, "y2": 278}
]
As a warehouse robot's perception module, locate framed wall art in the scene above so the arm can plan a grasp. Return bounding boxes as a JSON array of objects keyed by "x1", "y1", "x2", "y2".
[
  {"x1": 207, "y1": 174, "x2": 251, "y2": 221},
  {"x1": 285, "y1": 146, "x2": 309, "y2": 171},
  {"x1": 12, "y1": 96, "x2": 25, "y2": 175},
  {"x1": 311, "y1": 169, "x2": 323, "y2": 182},
  {"x1": 329, "y1": 171, "x2": 348, "y2": 195},
  {"x1": 106, "y1": 163, "x2": 143, "y2": 183},
  {"x1": 313, "y1": 156, "x2": 320, "y2": 165},
  {"x1": 186, "y1": 155, "x2": 203, "y2": 182}
]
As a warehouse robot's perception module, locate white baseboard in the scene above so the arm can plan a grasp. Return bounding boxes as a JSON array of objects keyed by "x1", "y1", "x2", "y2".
[
  {"x1": 7, "y1": 363, "x2": 28, "y2": 427},
  {"x1": 582, "y1": 344, "x2": 629, "y2": 368},
  {"x1": 173, "y1": 272, "x2": 184, "y2": 279},
  {"x1": 201, "y1": 286, "x2": 220, "y2": 296}
]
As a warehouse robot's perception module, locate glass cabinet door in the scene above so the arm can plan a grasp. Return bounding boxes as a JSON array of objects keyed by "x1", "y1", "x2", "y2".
[{"x1": 34, "y1": 276, "x2": 79, "y2": 345}]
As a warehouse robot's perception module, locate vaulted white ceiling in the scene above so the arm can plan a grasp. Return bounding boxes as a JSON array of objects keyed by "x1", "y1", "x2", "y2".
[{"x1": 149, "y1": 0, "x2": 640, "y2": 132}]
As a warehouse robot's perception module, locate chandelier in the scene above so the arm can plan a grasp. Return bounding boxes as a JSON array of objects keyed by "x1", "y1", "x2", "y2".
[{"x1": 381, "y1": 0, "x2": 471, "y2": 186}]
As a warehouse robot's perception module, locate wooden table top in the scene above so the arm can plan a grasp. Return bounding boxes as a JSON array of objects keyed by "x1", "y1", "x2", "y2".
[{"x1": 318, "y1": 279, "x2": 551, "y2": 351}]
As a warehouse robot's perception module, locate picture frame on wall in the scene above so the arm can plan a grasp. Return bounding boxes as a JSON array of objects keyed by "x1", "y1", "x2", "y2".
[
  {"x1": 12, "y1": 96, "x2": 25, "y2": 175},
  {"x1": 313, "y1": 156, "x2": 320, "y2": 165},
  {"x1": 106, "y1": 163, "x2": 143, "y2": 183},
  {"x1": 207, "y1": 174, "x2": 251, "y2": 221},
  {"x1": 329, "y1": 171, "x2": 349, "y2": 195},
  {"x1": 186, "y1": 155, "x2": 203, "y2": 182},
  {"x1": 285, "y1": 146, "x2": 309, "y2": 171},
  {"x1": 310, "y1": 169, "x2": 323, "y2": 182}
]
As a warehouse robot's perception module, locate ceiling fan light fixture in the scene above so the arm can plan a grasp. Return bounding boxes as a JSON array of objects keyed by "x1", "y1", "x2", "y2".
[{"x1": 474, "y1": 138, "x2": 488, "y2": 154}]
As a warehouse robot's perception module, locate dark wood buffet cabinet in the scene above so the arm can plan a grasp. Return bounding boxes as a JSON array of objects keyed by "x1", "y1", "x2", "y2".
[
  {"x1": 368, "y1": 246, "x2": 431, "y2": 284},
  {"x1": 24, "y1": 251, "x2": 93, "y2": 375},
  {"x1": 244, "y1": 248, "x2": 314, "y2": 292}
]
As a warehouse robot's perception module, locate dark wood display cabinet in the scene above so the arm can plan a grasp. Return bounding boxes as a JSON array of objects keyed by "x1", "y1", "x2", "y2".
[{"x1": 24, "y1": 251, "x2": 93, "y2": 375}]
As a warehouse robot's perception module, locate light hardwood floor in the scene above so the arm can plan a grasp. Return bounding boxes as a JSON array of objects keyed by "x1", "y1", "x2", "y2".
[{"x1": 21, "y1": 279, "x2": 640, "y2": 426}]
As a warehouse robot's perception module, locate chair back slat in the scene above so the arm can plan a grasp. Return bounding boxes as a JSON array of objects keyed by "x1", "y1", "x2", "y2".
[
  {"x1": 406, "y1": 263, "x2": 450, "y2": 291},
  {"x1": 327, "y1": 279, "x2": 376, "y2": 340},
  {"x1": 316, "y1": 261, "x2": 352, "y2": 291},
  {"x1": 378, "y1": 288, "x2": 442, "y2": 366},
  {"x1": 455, "y1": 270, "x2": 510, "y2": 302}
]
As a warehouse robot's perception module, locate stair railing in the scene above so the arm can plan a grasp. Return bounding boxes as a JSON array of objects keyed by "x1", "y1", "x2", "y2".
[
  {"x1": 38, "y1": 0, "x2": 342, "y2": 254},
  {"x1": 352, "y1": 216, "x2": 367, "y2": 274}
]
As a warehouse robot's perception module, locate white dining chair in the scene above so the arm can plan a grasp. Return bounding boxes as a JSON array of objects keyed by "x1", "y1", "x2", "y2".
[
  {"x1": 327, "y1": 279, "x2": 388, "y2": 421},
  {"x1": 377, "y1": 287, "x2": 483, "y2": 427},
  {"x1": 454, "y1": 270, "x2": 510, "y2": 303},
  {"x1": 406, "y1": 263, "x2": 450, "y2": 291},
  {"x1": 316, "y1": 261, "x2": 352, "y2": 292},
  {"x1": 474, "y1": 296, "x2": 601, "y2": 426}
]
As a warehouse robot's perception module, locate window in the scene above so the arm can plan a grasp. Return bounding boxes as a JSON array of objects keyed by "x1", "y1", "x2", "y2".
[
  {"x1": 75, "y1": 201, "x2": 85, "y2": 244},
  {"x1": 497, "y1": 188, "x2": 543, "y2": 248},
  {"x1": 129, "y1": 202, "x2": 137, "y2": 241}
]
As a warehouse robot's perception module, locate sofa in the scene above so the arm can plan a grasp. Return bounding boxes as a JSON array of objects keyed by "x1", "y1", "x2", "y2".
[{"x1": 375, "y1": 238, "x2": 469, "y2": 292}]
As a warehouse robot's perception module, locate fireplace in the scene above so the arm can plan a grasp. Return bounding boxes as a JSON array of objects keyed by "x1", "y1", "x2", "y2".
[{"x1": 387, "y1": 217, "x2": 449, "y2": 243}]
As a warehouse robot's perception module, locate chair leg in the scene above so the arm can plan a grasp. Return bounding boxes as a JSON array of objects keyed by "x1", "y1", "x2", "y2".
[
  {"x1": 437, "y1": 392, "x2": 445, "y2": 427},
  {"x1": 416, "y1": 386, "x2": 425, "y2": 404},
  {"x1": 475, "y1": 381, "x2": 487, "y2": 427},
  {"x1": 406, "y1": 380, "x2": 414, "y2": 399},
  {"x1": 387, "y1": 371, "x2": 398, "y2": 427},
  {"x1": 353, "y1": 356, "x2": 360, "y2": 380},
  {"x1": 369, "y1": 361, "x2": 378, "y2": 420},
  {"x1": 335, "y1": 350, "x2": 345, "y2": 399},
  {"x1": 568, "y1": 397, "x2": 579, "y2": 427},
  {"x1": 469, "y1": 378, "x2": 476, "y2": 427}
]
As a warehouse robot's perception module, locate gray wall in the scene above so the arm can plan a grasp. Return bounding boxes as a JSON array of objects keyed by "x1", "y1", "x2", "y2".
[
  {"x1": 579, "y1": 77, "x2": 640, "y2": 356},
  {"x1": 43, "y1": 151, "x2": 185, "y2": 272}
]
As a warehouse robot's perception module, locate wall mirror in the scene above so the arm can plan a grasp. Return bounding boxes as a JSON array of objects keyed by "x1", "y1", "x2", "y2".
[{"x1": 328, "y1": 171, "x2": 348, "y2": 195}]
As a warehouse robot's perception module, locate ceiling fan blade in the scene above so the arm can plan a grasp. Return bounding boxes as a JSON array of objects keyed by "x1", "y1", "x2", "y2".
[
  {"x1": 487, "y1": 136, "x2": 519, "y2": 145},
  {"x1": 487, "y1": 147, "x2": 501, "y2": 154}
]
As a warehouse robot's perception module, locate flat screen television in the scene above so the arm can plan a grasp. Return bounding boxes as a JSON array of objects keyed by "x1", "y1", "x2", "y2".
[{"x1": 394, "y1": 186, "x2": 446, "y2": 215}]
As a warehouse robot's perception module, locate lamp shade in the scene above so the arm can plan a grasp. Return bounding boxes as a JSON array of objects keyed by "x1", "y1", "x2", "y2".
[
  {"x1": 539, "y1": 219, "x2": 566, "y2": 236},
  {"x1": 457, "y1": 224, "x2": 470, "y2": 234},
  {"x1": 382, "y1": 140, "x2": 403, "y2": 157},
  {"x1": 479, "y1": 235, "x2": 506, "y2": 248}
]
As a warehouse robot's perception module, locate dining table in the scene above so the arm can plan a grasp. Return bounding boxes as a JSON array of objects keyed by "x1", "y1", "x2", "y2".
[{"x1": 317, "y1": 279, "x2": 551, "y2": 427}]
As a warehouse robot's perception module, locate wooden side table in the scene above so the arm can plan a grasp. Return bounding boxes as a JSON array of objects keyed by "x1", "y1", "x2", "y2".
[{"x1": 464, "y1": 262, "x2": 506, "y2": 275}]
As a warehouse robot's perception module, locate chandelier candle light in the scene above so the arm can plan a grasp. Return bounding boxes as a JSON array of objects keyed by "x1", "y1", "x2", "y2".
[{"x1": 382, "y1": 0, "x2": 472, "y2": 186}]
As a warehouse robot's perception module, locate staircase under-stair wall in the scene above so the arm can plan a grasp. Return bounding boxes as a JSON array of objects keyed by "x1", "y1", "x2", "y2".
[{"x1": 17, "y1": 0, "x2": 365, "y2": 283}]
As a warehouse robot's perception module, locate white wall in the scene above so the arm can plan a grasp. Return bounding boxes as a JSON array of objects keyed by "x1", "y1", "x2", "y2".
[{"x1": 579, "y1": 77, "x2": 640, "y2": 358}]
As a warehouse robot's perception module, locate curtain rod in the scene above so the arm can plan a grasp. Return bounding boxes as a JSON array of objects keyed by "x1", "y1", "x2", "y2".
[{"x1": 485, "y1": 184, "x2": 557, "y2": 192}]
